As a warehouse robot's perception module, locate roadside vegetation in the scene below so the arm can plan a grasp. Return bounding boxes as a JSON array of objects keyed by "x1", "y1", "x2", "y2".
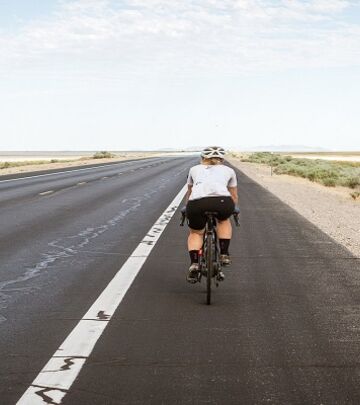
[
  {"x1": 92, "y1": 151, "x2": 115, "y2": 159},
  {"x1": 240, "y1": 152, "x2": 360, "y2": 191},
  {"x1": 0, "y1": 151, "x2": 117, "y2": 170},
  {"x1": 0, "y1": 159, "x2": 74, "y2": 170}
]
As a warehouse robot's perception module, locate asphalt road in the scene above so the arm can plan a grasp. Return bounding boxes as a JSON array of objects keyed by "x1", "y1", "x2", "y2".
[{"x1": 1, "y1": 156, "x2": 360, "y2": 404}]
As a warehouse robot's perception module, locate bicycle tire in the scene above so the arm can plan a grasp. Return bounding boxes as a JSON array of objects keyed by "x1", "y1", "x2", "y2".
[{"x1": 206, "y1": 232, "x2": 213, "y2": 305}]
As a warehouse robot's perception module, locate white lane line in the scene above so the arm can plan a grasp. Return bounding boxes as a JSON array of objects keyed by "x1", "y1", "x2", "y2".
[
  {"x1": 0, "y1": 159, "x2": 157, "y2": 184},
  {"x1": 17, "y1": 184, "x2": 187, "y2": 405},
  {"x1": 77, "y1": 182, "x2": 87, "y2": 186},
  {"x1": 39, "y1": 190, "x2": 54, "y2": 196}
]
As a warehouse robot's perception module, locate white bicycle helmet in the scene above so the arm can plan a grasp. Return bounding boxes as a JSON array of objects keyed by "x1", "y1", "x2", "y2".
[{"x1": 201, "y1": 146, "x2": 226, "y2": 159}]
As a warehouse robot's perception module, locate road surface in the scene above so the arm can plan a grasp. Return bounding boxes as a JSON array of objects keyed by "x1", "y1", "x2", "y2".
[{"x1": 0, "y1": 156, "x2": 359, "y2": 404}]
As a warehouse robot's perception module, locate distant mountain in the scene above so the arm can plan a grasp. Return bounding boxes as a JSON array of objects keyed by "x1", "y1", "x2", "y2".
[
  {"x1": 156, "y1": 147, "x2": 202, "y2": 152},
  {"x1": 157, "y1": 145, "x2": 331, "y2": 152},
  {"x1": 231, "y1": 145, "x2": 330, "y2": 152}
]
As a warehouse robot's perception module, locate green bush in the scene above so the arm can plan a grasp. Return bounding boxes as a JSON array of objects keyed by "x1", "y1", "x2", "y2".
[
  {"x1": 343, "y1": 177, "x2": 360, "y2": 189},
  {"x1": 321, "y1": 177, "x2": 337, "y2": 187},
  {"x1": 93, "y1": 151, "x2": 115, "y2": 159}
]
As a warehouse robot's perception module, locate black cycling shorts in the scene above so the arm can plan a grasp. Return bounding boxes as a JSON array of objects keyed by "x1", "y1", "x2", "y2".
[{"x1": 186, "y1": 196, "x2": 235, "y2": 230}]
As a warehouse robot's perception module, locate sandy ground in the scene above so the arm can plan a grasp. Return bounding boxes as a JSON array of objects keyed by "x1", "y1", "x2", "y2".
[
  {"x1": 0, "y1": 153, "x2": 161, "y2": 176},
  {"x1": 229, "y1": 158, "x2": 360, "y2": 258}
]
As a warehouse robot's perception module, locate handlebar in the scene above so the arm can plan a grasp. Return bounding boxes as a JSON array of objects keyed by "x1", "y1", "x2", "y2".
[{"x1": 232, "y1": 212, "x2": 240, "y2": 227}]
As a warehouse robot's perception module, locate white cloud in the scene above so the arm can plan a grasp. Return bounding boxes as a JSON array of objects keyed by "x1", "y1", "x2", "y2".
[{"x1": 0, "y1": 0, "x2": 359, "y2": 75}]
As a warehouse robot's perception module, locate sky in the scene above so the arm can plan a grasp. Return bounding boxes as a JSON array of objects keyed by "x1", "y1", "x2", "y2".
[{"x1": 0, "y1": 0, "x2": 360, "y2": 151}]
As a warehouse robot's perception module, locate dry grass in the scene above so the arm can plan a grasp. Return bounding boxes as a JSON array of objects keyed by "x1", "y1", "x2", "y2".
[
  {"x1": 239, "y1": 152, "x2": 360, "y2": 190},
  {"x1": 0, "y1": 151, "x2": 118, "y2": 170}
]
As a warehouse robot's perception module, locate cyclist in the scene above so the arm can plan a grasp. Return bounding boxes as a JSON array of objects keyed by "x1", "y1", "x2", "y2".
[{"x1": 185, "y1": 146, "x2": 239, "y2": 283}]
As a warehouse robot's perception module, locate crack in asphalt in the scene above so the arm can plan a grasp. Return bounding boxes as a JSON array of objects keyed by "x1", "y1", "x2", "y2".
[{"x1": 0, "y1": 166, "x2": 189, "y2": 315}]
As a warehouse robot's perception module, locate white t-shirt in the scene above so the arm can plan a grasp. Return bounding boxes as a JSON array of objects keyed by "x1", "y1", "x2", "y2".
[{"x1": 187, "y1": 164, "x2": 237, "y2": 201}]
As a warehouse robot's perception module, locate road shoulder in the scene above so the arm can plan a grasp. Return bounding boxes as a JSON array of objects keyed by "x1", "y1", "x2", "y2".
[{"x1": 229, "y1": 157, "x2": 360, "y2": 258}]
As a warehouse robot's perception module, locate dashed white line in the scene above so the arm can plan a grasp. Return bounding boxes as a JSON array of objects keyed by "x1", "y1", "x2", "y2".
[
  {"x1": 39, "y1": 190, "x2": 54, "y2": 196},
  {"x1": 0, "y1": 159, "x2": 158, "y2": 184},
  {"x1": 77, "y1": 182, "x2": 87, "y2": 186},
  {"x1": 16, "y1": 184, "x2": 187, "y2": 405}
]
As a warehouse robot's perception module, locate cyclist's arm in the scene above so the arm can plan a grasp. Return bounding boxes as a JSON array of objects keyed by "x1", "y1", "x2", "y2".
[
  {"x1": 185, "y1": 185, "x2": 193, "y2": 202},
  {"x1": 228, "y1": 186, "x2": 238, "y2": 205}
]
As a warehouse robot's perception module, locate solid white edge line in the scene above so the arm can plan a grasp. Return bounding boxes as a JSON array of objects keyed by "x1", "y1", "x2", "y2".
[
  {"x1": 16, "y1": 184, "x2": 187, "y2": 405},
  {"x1": 0, "y1": 158, "x2": 158, "y2": 184}
]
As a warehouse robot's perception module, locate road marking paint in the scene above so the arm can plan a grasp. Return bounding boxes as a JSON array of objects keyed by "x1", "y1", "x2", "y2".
[
  {"x1": 17, "y1": 184, "x2": 187, "y2": 405},
  {"x1": 77, "y1": 182, "x2": 86, "y2": 186},
  {"x1": 39, "y1": 190, "x2": 54, "y2": 196},
  {"x1": 102, "y1": 176, "x2": 108, "y2": 179},
  {"x1": 0, "y1": 158, "x2": 159, "y2": 184}
]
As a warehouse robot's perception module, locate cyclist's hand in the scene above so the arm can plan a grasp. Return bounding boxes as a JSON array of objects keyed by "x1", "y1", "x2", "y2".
[
  {"x1": 234, "y1": 205, "x2": 240, "y2": 214},
  {"x1": 180, "y1": 206, "x2": 187, "y2": 226}
]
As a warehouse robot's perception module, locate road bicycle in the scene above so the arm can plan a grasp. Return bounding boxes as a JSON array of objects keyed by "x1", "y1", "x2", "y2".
[{"x1": 181, "y1": 209, "x2": 240, "y2": 305}]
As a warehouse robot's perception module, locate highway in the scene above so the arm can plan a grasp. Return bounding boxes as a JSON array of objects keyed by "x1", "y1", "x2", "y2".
[{"x1": 1, "y1": 156, "x2": 360, "y2": 404}]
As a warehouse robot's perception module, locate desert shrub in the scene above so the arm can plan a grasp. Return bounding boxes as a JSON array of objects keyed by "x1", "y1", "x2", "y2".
[
  {"x1": 350, "y1": 191, "x2": 360, "y2": 200},
  {"x1": 321, "y1": 177, "x2": 337, "y2": 187},
  {"x1": 244, "y1": 152, "x2": 360, "y2": 189},
  {"x1": 93, "y1": 151, "x2": 115, "y2": 159},
  {"x1": 343, "y1": 177, "x2": 360, "y2": 189},
  {"x1": 50, "y1": 159, "x2": 59, "y2": 163},
  {"x1": 307, "y1": 172, "x2": 316, "y2": 181}
]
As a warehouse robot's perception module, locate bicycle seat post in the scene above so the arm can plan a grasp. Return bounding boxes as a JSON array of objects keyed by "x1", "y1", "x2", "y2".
[{"x1": 204, "y1": 211, "x2": 218, "y2": 231}]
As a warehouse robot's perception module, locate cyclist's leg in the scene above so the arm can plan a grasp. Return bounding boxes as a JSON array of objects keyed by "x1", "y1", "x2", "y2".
[
  {"x1": 188, "y1": 228, "x2": 204, "y2": 251},
  {"x1": 215, "y1": 197, "x2": 235, "y2": 264},
  {"x1": 217, "y1": 219, "x2": 232, "y2": 239},
  {"x1": 185, "y1": 199, "x2": 207, "y2": 282},
  {"x1": 186, "y1": 198, "x2": 207, "y2": 250}
]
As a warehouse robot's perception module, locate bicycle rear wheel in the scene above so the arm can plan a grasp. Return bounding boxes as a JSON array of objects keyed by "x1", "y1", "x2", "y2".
[{"x1": 206, "y1": 233, "x2": 213, "y2": 305}]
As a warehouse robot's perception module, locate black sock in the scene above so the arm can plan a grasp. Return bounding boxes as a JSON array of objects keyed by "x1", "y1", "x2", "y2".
[
  {"x1": 189, "y1": 250, "x2": 199, "y2": 264},
  {"x1": 219, "y1": 239, "x2": 230, "y2": 255}
]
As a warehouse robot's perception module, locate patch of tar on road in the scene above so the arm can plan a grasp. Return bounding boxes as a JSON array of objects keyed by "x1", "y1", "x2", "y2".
[
  {"x1": 32, "y1": 385, "x2": 67, "y2": 404},
  {"x1": 141, "y1": 240, "x2": 155, "y2": 246},
  {"x1": 97, "y1": 310, "x2": 111, "y2": 320},
  {"x1": 60, "y1": 356, "x2": 85, "y2": 371},
  {"x1": 39, "y1": 356, "x2": 86, "y2": 374}
]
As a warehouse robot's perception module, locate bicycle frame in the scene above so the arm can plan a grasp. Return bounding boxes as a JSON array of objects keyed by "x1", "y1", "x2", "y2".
[{"x1": 180, "y1": 208, "x2": 240, "y2": 305}]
